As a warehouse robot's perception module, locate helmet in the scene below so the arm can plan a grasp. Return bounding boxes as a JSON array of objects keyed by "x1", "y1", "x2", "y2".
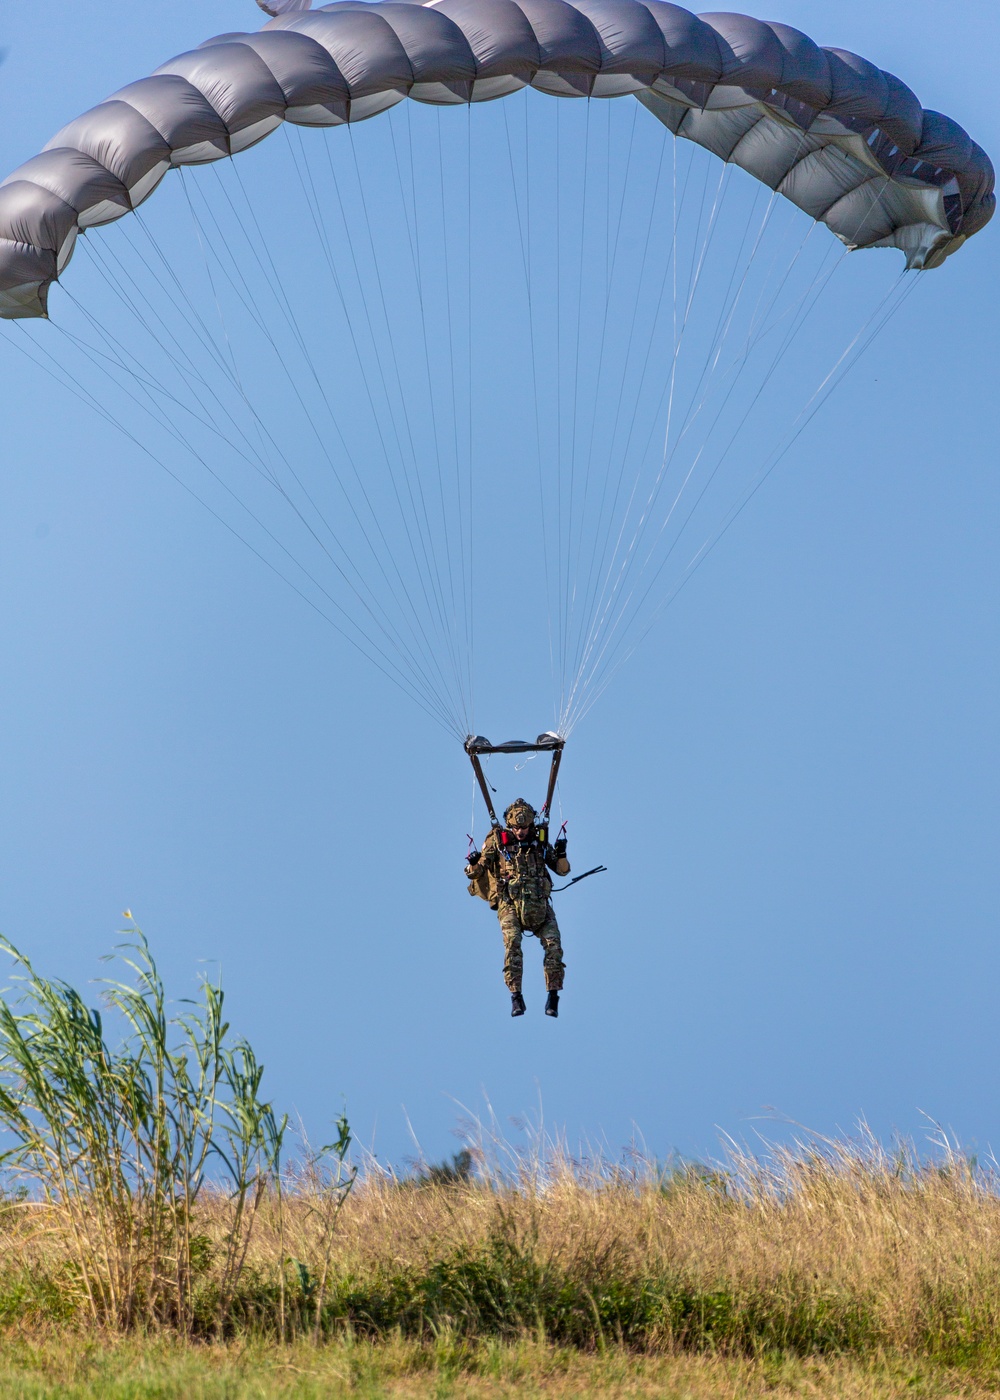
[{"x1": 505, "y1": 799, "x2": 536, "y2": 829}]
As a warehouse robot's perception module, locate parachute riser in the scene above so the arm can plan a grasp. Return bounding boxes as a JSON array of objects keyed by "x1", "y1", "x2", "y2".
[
  {"x1": 468, "y1": 750, "x2": 501, "y2": 829},
  {"x1": 464, "y1": 732, "x2": 565, "y2": 829},
  {"x1": 540, "y1": 744, "x2": 563, "y2": 821}
]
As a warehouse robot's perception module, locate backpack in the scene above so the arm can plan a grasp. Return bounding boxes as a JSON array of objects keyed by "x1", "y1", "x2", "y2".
[{"x1": 467, "y1": 864, "x2": 494, "y2": 906}]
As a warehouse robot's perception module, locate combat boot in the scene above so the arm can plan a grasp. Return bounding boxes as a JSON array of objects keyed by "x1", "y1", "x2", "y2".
[
  {"x1": 511, "y1": 992, "x2": 526, "y2": 1017},
  {"x1": 545, "y1": 990, "x2": 559, "y2": 1018}
]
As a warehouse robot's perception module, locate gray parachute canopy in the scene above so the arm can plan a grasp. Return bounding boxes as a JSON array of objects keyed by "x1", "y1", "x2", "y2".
[
  {"x1": 0, "y1": 1, "x2": 993, "y2": 318},
  {"x1": 256, "y1": 0, "x2": 313, "y2": 15}
]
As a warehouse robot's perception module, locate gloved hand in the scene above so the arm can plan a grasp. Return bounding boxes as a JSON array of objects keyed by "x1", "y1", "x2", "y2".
[
  {"x1": 553, "y1": 838, "x2": 567, "y2": 859},
  {"x1": 467, "y1": 850, "x2": 481, "y2": 866}
]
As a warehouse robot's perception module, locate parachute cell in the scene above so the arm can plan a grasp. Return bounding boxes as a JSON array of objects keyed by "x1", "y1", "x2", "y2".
[
  {"x1": 257, "y1": 0, "x2": 315, "y2": 16},
  {"x1": 0, "y1": 1, "x2": 993, "y2": 318}
]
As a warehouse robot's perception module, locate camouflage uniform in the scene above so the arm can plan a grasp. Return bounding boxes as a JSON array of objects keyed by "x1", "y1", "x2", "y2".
[{"x1": 465, "y1": 800, "x2": 570, "y2": 995}]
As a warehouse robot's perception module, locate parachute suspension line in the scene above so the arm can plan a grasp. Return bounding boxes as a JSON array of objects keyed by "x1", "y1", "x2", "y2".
[
  {"x1": 129, "y1": 190, "x2": 344, "y2": 529},
  {"x1": 553, "y1": 96, "x2": 566, "y2": 711},
  {"x1": 98, "y1": 164, "x2": 468, "y2": 733},
  {"x1": 568, "y1": 267, "x2": 919, "y2": 731},
  {"x1": 197, "y1": 174, "x2": 276, "y2": 471},
  {"x1": 71, "y1": 238, "x2": 281, "y2": 492},
  {"x1": 430, "y1": 102, "x2": 474, "y2": 723},
  {"x1": 655, "y1": 173, "x2": 898, "y2": 544},
  {"x1": 561, "y1": 93, "x2": 593, "y2": 702},
  {"x1": 389, "y1": 106, "x2": 473, "y2": 732},
  {"x1": 562, "y1": 237, "x2": 848, "y2": 730},
  {"x1": 14, "y1": 77, "x2": 932, "y2": 746},
  {"x1": 656, "y1": 242, "x2": 846, "y2": 548},
  {"x1": 569, "y1": 97, "x2": 617, "y2": 677},
  {"x1": 466, "y1": 99, "x2": 476, "y2": 734},
  {"x1": 564, "y1": 101, "x2": 676, "y2": 701},
  {"x1": 10, "y1": 317, "x2": 462, "y2": 734},
  {"x1": 568, "y1": 260, "x2": 913, "y2": 733},
  {"x1": 343, "y1": 120, "x2": 471, "y2": 728},
  {"x1": 654, "y1": 127, "x2": 820, "y2": 471},
  {"x1": 558, "y1": 149, "x2": 732, "y2": 731},
  {"x1": 220, "y1": 156, "x2": 434, "y2": 592},
  {"x1": 570, "y1": 171, "x2": 897, "y2": 706},
  {"x1": 127, "y1": 202, "x2": 256, "y2": 393},
  {"x1": 667, "y1": 183, "x2": 781, "y2": 456},
  {"x1": 352, "y1": 126, "x2": 470, "y2": 733},
  {"x1": 554, "y1": 95, "x2": 630, "y2": 721},
  {"x1": 283, "y1": 126, "x2": 471, "y2": 732},
  {"x1": 570, "y1": 126, "x2": 824, "y2": 723},
  {"x1": 176, "y1": 167, "x2": 467, "y2": 726},
  {"x1": 562, "y1": 124, "x2": 851, "y2": 730},
  {"x1": 56, "y1": 306, "x2": 463, "y2": 737},
  {"x1": 279, "y1": 130, "x2": 463, "y2": 709},
  {"x1": 59, "y1": 285, "x2": 295, "y2": 538},
  {"x1": 73, "y1": 234, "x2": 328, "y2": 551},
  {"x1": 607, "y1": 187, "x2": 787, "y2": 586},
  {"x1": 702, "y1": 268, "x2": 921, "y2": 554},
  {"x1": 502, "y1": 92, "x2": 557, "y2": 707},
  {"x1": 290, "y1": 123, "x2": 467, "y2": 726},
  {"x1": 562, "y1": 124, "x2": 692, "y2": 720},
  {"x1": 225, "y1": 160, "x2": 326, "y2": 378},
  {"x1": 563, "y1": 97, "x2": 642, "y2": 713},
  {"x1": 661, "y1": 159, "x2": 732, "y2": 452},
  {"x1": 334, "y1": 125, "x2": 469, "y2": 723},
  {"x1": 579, "y1": 146, "x2": 722, "y2": 635},
  {"x1": 181, "y1": 170, "x2": 365, "y2": 534},
  {"x1": 50, "y1": 308, "x2": 443, "y2": 714},
  {"x1": 82, "y1": 221, "x2": 282, "y2": 486},
  {"x1": 564, "y1": 94, "x2": 618, "y2": 706},
  {"x1": 569, "y1": 134, "x2": 697, "y2": 686}
]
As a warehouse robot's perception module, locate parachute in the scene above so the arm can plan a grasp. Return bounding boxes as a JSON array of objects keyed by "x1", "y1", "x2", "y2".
[
  {"x1": 256, "y1": 0, "x2": 315, "y2": 15},
  {"x1": 0, "y1": 2, "x2": 992, "y2": 741}
]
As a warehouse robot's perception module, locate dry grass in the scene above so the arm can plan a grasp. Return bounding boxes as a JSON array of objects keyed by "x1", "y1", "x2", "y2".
[
  {"x1": 0, "y1": 935, "x2": 996, "y2": 1383},
  {"x1": 0, "y1": 1121, "x2": 999, "y2": 1367}
]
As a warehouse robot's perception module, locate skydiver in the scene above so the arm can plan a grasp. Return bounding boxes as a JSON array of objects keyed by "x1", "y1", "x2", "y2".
[{"x1": 465, "y1": 798, "x2": 569, "y2": 1018}]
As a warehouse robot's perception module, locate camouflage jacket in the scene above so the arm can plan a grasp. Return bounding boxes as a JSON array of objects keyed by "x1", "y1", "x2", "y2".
[{"x1": 465, "y1": 828, "x2": 570, "y2": 909}]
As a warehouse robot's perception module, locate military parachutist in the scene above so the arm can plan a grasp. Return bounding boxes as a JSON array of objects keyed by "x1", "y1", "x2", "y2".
[
  {"x1": 463, "y1": 733, "x2": 604, "y2": 1018},
  {"x1": 466, "y1": 797, "x2": 570, "y2": 1017}
]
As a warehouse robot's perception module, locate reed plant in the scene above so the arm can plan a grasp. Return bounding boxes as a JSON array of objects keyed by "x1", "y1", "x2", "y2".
[{"x1": 0, "y1": 930, "x2": 290, "y2": 1331}]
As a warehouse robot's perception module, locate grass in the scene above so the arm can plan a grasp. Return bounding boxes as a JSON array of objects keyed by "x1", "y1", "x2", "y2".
[
  {"x1": 0, "y1": 935, "x2": 999, "y2": 1395},
  {"x1": 0, "y1": 1336, "x2": 1000, "y2": 1399},
  {"x1": 2, "y1": 1119, "x2": 1000, "y2": 1369},
  {"x1": 0, "y1": 931, "x2": 352, "y2": 1334}
]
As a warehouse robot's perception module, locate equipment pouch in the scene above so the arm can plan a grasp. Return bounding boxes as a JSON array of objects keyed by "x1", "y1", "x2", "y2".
[
  {"x1": 507, "y1": 874, "x2": 550, "y2": 930},
  {"x1": 467, "y1": 867, "x2": 492, "y2": 903}
]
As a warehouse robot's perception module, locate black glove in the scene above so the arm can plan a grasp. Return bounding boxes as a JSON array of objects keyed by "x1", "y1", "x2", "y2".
[
  {"x1": 467, "y1": 850, "x2": 481, "y2": 866},
  {"x1": 553, "y1": 838, "x2": 567, "y2": 859}
]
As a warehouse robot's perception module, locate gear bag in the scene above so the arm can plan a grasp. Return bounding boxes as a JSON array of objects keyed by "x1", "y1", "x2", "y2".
[
  {"x1": 467, "y1": 865, "x2": 494, "y2": 905},
  {"x1": 504, "y1": 868, "x2": 551, "y2": 930}
]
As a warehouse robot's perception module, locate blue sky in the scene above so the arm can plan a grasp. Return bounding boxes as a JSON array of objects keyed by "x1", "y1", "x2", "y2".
[{"x1": 0, "y1": 0, "x2": 996, "y2": 1172}]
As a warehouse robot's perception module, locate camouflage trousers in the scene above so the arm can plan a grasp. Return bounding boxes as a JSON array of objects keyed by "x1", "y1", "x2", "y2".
[{"x1": 498, "y1": 901, "x2": 565, "y2": 994}]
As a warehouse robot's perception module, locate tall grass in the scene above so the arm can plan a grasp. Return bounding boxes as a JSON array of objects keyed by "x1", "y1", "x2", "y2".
[
  {"x1": 271, "y1": 1122, "x2": 1000, "y2": 1361},
  {"x1": 1, "y1": 1098, "x2": 999, "y2": 1362},
  {"x1": 0, "y1": 935, "x2": 997, "y2": 1369},
  {"x1": 0, "y1": 931, "x2": 349, "y2": 1332}
]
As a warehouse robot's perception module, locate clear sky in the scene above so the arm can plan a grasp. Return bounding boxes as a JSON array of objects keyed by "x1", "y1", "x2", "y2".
[{"x1": 0, "y1": 0, "x2": 996, "y2": 1172}]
